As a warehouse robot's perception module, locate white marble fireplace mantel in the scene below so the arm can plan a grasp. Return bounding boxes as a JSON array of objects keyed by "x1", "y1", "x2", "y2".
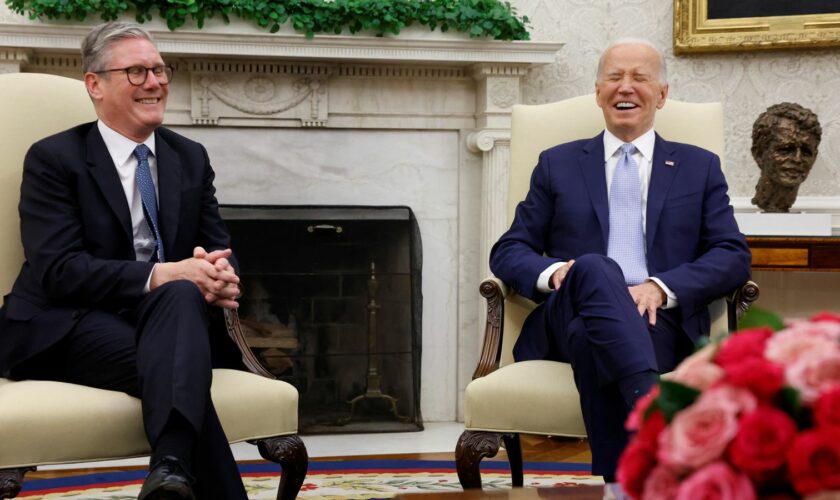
[{"x1": 0, "y1": 12, "x2": 562, "y2": 422}]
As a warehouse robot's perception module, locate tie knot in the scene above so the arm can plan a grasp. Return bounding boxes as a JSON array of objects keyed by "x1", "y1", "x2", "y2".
[
  {"x1": 620, "y1": 143, "x2": 637, "y2": 156},
  {"x1": 133, "y1": 144, "x2": 151, "y2": 162}
]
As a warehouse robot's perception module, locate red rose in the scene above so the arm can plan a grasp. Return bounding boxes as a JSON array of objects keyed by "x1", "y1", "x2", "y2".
[
  {"x1": 815, "y1": 386, "x2": 840, "y2": 429},
  {"x1": 715, "y1": 327, "x2": 774, "y2": 368},
  {"x1": 626, "y1": 385, "x2": 659, "y2": 432},
  {"x1": 617, "y1": 441, "x2": 657, "y2": 500},
  {"x1": 723, "y1": 356, "x2": 785, "y2": 400},
  {"x1": 636, "y1": 409, "x2": 666, "y2": 452},
  {"x1": 811, "y1": 312, "x2": 840, "y2": 324},
  {"x1": 728, "y1": 406, "x2": 797, "y2": 481},
  {"x1": 787, "y1": 428, "x2": 840, "y2": 495}
]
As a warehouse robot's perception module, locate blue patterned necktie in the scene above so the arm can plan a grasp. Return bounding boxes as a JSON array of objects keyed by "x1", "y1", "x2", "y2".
[
  {"x1": 133, "y1": 144, "x2": 165, "y2": 263},
  {"x1": 607, "y1": 143, "x2": 647, "y2": 285}
]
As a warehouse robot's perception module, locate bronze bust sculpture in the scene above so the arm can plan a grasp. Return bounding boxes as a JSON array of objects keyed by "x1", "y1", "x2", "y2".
[{"x1": 751, "y1": 102, "x2": 822, "y2": 213}]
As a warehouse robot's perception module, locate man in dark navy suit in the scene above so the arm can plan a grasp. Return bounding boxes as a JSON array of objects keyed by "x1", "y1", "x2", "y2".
[
  {"x1": 0, "y1": 22, "x2": 247, "y2": 500},
  {"x1": 490, "y1": 39, "x2": 751, "y2": 484}
]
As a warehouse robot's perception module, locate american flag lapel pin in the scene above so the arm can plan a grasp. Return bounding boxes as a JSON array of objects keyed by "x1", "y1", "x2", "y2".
[{"x1": 664, "y1": 160, "x2": 675, "y2": 167}]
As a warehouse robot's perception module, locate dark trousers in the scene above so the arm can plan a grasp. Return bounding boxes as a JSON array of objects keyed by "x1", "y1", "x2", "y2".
[
  {"x1": 543, "y1": 254, "x2": 694, "y2": 476},
  {"x1": 13, "y1": 280, "x2": 248, "y2": 500}
]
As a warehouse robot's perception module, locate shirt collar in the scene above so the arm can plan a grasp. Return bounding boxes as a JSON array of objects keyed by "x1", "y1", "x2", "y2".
[
  {"x1": 603, "y1": 128, "x2": 656, "y2": 163},
  {"x1": 97, "y1": 120, "x2": 156, "y2": 167}
]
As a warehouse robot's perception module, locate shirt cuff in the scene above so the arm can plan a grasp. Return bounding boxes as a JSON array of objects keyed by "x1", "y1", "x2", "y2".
[
  {"x1": 537, "y1": 261, "x2": 567, "y2": 293},
  {"x1": 143, "y1": 265, "x2": 155, "y2": 294},
  {"x1": 648, "y1": 277, "x2": 678, "y2": 309}
]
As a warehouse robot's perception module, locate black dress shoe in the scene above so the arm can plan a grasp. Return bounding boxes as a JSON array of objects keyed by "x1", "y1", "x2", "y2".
[{"x1": 138, "y1": 455, "x2": 196, "y2": 500}]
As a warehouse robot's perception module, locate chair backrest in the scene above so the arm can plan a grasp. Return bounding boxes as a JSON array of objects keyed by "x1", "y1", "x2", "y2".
[
  {"x1": 0, "y1": 73, "x2": 96, "y2": 306},
  {"x1": 500, "y1": 94, "x2": 726, "y2": 366}
]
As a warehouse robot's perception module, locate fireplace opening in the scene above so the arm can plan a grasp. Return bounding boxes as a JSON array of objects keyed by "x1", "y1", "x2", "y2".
[{"x1": 221, "y1": 205, "x2": 423, "y2": 433}]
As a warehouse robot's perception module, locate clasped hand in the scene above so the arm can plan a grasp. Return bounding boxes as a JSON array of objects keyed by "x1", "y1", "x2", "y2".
[
  {"x1": 550, "y1": 261, "x2": 666, "y2": 326},
  {"x1": 150, "y1": 247, "x2": 241, "y2": 309}
]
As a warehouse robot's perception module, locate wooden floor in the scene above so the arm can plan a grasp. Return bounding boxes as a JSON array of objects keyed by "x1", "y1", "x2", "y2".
[{"x1": 27, "y1": 434, "x2": 591, "y2": 480}]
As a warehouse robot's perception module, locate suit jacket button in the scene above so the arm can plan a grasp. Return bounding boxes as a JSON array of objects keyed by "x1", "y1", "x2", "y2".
[{"x1": 71, "y1": 311, "x2": 80, "y2": 319}]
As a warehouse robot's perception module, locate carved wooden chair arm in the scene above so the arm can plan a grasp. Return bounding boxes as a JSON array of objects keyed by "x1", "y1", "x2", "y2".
[
  {"x1": 473, "y1": 277, "x2": 510, "y2": 380},
  {"x1": 727, "y1": 280, "x2": 761, "y2": 331},
  {"x1": 223, "y1": 309, "x2": 276, "y2": 379}
]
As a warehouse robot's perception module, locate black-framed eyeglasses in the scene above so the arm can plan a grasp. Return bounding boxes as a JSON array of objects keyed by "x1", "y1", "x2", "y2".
[{"x1": 93, "y1": 65, "x2": 174, "y2": 86}]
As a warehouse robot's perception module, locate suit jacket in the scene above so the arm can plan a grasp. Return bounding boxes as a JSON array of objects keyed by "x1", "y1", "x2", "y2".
[
  {"x1": 0, "y1": 122, "x2": 234, "y2": 376},
  {"x1": 489, "y1": 132, "x2": 752, "y2": 360}
]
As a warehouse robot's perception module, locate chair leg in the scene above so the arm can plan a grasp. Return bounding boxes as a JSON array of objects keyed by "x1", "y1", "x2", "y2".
[
  {"x1": 0, "y1": 467, "x2": 34, "y2": 499},
  {"x1": 255, "y1": 435, "x2": 309, "y2": 500},
  {"x1": 502, "y1": 433, "x2": 523, "y2": 487},
  {"x1": 455, "y1": 430, "x2": 504, "y2": 489}
]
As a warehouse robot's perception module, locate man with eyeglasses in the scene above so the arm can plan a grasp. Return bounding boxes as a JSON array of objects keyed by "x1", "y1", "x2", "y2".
[{"x1": 0, "y1": 22, "x2": 247, "y2": 500}]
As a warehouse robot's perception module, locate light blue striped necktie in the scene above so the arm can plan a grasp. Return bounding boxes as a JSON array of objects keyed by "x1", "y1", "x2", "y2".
[
  {"x1": 133, "y1": 144, "x2": 165, "y2": 263},
  {"x1": 607, "y1": 143, "x2": 647, "y2": 285}
]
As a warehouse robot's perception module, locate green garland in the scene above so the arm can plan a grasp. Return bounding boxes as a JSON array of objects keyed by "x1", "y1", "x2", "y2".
[{"x1": 5, "y1": 0, "x2": 530, "y2": 40}]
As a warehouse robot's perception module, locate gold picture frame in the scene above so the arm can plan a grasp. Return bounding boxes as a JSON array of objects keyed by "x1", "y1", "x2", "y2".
[{"x1": 674, "y1": 0, "x2": 840, "y2": 53}]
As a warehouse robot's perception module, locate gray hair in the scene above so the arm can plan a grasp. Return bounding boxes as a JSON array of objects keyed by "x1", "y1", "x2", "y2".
[
  {"x1": 81, "y1": 21, "x2": 156, "y2": 73},
  {"x1": 596, "y1": 37, "x2": 668, "y2": 85}
]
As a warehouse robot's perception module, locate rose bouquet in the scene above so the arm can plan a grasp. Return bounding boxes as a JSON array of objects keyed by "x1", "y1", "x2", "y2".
[{"x1": 617, "y1": 311, "x2": 840, "y2": 499}]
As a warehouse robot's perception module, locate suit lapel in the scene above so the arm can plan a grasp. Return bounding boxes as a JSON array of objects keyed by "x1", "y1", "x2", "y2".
[
  {"x1": 155, "y1": 130, "x2": 182, "y2": 257},
  {"x1": 579, "y1": 133, "x2": 609, "y2": 249},
  {"x1": 646, "y1": 134, "x2": 678, "y2": 252},
  {"x1": 85, "y1": 125, "x2": 133, "y2": 244}
]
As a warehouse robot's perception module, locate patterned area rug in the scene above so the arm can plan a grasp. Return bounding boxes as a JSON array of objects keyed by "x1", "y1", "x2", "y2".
[{"x1": 19, "y1": 460, "x2": 599, "y2": 499}]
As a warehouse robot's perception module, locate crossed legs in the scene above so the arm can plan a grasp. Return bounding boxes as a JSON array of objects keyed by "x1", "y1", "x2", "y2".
[{"x1": 544, "y1": 254, "x2": 693, "y2": 476}]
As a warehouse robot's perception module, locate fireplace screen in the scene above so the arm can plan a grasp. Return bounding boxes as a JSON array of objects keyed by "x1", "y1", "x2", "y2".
[{"x1": 221, "y1": 206, "x2": 422, "y2": 433}]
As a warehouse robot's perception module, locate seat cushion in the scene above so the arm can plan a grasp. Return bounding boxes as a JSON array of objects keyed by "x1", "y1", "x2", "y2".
[
  {"x1": 464, "y1": 360, "x2": 587, "y2": 438},
  {"x1": 0, "y1": 369, "x2": 298, "y2": 468}
]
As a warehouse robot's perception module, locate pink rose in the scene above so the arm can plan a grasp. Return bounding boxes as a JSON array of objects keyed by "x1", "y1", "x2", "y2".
[
  {"x1": 657, "y1": 387, "x2": 752, "y2": 471},
  {"x1": 728, "y1": 406, "x2": 798, "y2": 482},
  {"x1": 766, "y1": 328, "x2": 839, "y2": 365},
  {"x1": 786, "y1": 349, "x2": 840, "y2": 404},
  {"x1": 791, "y1": 317, "x2": 840, "y2": 341},
  {"x1": 641, "y1": 464, "x2": 680, "y2": 500},
  {"x1": 674, "y1": 462, "x2": 756, "y2": 500},
  {"x1": 815, "y1": 386, "x2": 840, "y2": 429},
  {"x1": 668, "y1": 344, "x2": 725, "y2": 391},
  {"x1": 715, "y1": 327, "x2": 774, "y2": 368}
]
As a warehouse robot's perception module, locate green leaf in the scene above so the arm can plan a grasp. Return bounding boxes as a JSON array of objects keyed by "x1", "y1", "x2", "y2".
[
  {"x1": 656, "y1": 379, "x2": 701, "y2": 423},
  {"x1": 4, "y1": 0, "x2": 531, "y2": 40},
  {"x1": 778, "y1": 386, "x2": 810, "y2": 429},
  {"x1": 738, "y1": 306, "x2": 785, "y2": 331}
]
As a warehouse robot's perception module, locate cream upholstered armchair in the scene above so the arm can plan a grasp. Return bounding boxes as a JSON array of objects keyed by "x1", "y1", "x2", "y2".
[
  {"x1": 0, "y1": 73, "x2": 307, "y2": 499},
  {"x1": 455, "y1": 95, "x2": 759, "y2": 488}
]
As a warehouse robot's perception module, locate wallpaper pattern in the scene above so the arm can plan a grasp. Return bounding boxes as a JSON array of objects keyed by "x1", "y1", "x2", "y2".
[{"x1": 512, "y1": 0, "x2": 840, "y2": 199}]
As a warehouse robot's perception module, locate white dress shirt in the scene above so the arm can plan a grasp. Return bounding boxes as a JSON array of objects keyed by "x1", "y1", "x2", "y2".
[
  {"x1": 97, "y1": 120, "x2": 158, "y2": 291},
  {"x1": 536, "y1": 128, "x2": 678, "y2": 309}
]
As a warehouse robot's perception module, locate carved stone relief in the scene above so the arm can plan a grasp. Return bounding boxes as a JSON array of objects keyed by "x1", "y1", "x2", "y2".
[
  {"x1": 191, "y1": 71, "x2": 329, "y2": 127},
  {"x1": 510, "y1": 0, "x2": 840, "y2": 199}
]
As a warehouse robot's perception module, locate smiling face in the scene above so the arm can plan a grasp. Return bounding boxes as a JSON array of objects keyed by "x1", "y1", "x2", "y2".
[
  {"x1": 760, "y1": 118, "x2": 819, "y2": 188},
  {"x1": 84, "y1": 37, "x2": 168, "y2": 142},
  {"x1": 595, "y1": 43, "x2": 668, "y2": 142}
]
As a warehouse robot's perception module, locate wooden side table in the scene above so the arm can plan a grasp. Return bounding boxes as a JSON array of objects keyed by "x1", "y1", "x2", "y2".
[{"x1": 747, "y1": 236, "x2": 840, "y2": 271}]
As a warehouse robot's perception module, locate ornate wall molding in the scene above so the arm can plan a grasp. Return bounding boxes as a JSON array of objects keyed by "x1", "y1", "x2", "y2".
[{"x1": 192, "y1": 73, "x2": 329, "y2": 126}]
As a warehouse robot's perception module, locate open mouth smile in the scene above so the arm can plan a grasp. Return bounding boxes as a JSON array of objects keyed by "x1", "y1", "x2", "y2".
[
  {"x1": 615, "y1": 102, "x2": 638, "y2": 110},
  {"x1": 135, "y1": 97, "x2": 161, "y2": 104}
]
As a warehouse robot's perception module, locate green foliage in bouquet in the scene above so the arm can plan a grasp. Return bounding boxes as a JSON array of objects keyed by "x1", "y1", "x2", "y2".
[
  {"x1": 4, "y1": 0, "x2": 531, "y2": 40},
  {"x1": 736, "y1": 305, "x2": 785, "y2": 331}
]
